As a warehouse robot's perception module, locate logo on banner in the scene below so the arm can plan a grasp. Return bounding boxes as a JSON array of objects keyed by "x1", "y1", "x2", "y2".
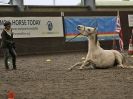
[{"x1": 47, "y1": 21, "x2": 53, "y2": 31}]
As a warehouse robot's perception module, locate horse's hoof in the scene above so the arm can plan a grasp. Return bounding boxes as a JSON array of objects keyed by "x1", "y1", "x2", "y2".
[
  {"x1": 79, "y1": 67, "x2": 84, "y2": 70},
  {"x1": 68, "y1": 68, "x2": 72, "y2": 70},
  {"x1": 117, "y1": 65, "x2": 124, "y2": 68},
  {"x1": 90, "y1": 65, "x2": 96, "y2": 69}
]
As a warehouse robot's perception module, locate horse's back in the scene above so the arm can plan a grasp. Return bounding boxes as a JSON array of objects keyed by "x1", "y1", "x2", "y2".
[{"x1": 111, "y1": 50, "x2": 123, "y2": 58}]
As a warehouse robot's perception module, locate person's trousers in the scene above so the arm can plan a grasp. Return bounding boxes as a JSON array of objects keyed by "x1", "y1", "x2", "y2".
[{"x1": 3, "y1": 48, "x2": 16, "y2": 69}]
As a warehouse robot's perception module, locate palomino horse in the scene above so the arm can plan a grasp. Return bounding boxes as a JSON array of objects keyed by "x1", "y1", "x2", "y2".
[{"x1": 68, "y1": 25, "x2": 127, "y2": 70}]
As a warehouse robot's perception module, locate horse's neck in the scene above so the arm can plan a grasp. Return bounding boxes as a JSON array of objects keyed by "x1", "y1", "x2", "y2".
[{"x1": 88, "y1": 34, "x2": 98, "y2": 51}]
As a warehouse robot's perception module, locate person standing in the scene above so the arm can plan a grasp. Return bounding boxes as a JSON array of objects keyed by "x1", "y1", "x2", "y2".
[{"x1": 0, "y1": 21, "x2": 17, "y2": 70}]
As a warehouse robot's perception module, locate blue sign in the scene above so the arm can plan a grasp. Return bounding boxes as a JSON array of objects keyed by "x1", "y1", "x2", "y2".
[{"x1": 64, "y1": 16, "x2": 119, "y2": 42}]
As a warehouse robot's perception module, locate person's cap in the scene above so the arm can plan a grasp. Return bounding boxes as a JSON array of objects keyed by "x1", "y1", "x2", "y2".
[{"x1": 4, "y1": 21, "x2": 11, "y2": 26}]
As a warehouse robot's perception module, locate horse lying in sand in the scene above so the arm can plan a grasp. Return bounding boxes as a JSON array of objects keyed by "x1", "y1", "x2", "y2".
[{"x1": 68, "y1": 25, "x2": 128, "y2": 70}]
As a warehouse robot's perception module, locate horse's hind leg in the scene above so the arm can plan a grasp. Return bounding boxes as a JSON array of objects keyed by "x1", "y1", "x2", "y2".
[
  {"x1": 68, "y1": 62, "x2": 83, "y2": 70},
  {"x1": 115, "y1": 53, "x2": 124, "y2": 68}
]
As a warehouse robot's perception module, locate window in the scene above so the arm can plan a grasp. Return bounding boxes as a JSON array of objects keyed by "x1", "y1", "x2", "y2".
[
  {"x1": 96, "y1": 0, "x2": 133, "y2": 6},
  {"x1": 24, "y1": 0, "x2": 82, "y2": 6},
  {"x1": 0, "y1": 0, "x2": 10, "y2": 5}
]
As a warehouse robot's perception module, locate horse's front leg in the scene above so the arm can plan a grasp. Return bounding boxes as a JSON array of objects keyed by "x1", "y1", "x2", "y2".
[
  {"x1": 68, "y1": 61, "x2": 83, "y2": 70},
  {"x1": 79, "y1": 60, "x2": 96, "y2": 70}
]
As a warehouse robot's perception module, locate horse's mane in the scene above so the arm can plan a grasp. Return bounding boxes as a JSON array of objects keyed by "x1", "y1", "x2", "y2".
[{"x1": 95, "y1": 34, "x2": 97, "y2": 45}]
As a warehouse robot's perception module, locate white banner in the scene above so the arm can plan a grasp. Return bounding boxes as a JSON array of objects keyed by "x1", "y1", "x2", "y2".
[
  {"x1": 0, "y1": 17, "x2": 64, "y2": 38},
  {"x1": 128, "y1": 15, "x2": 133, "y2": 27}
]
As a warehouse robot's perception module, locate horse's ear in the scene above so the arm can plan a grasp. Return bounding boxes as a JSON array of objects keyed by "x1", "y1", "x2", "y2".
[{"x1": 94, "y1": 28, "x2": 97, "y2": 31}]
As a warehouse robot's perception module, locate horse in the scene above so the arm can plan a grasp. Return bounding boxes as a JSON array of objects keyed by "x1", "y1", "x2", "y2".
[{"x1": 68, "y1": 25, "x2": 128, "y2": 70}]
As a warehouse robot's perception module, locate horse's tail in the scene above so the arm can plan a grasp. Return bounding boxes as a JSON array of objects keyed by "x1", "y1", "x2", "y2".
[
  {"x1": 121, "y1": 53, "x2": 133, "y2": 68},
  {"x1": 125, "y1": 65, "x2": 133, "y2": 68},
  {"x1": 121, "y1": 53, "x2": 126, "y2": 64}
]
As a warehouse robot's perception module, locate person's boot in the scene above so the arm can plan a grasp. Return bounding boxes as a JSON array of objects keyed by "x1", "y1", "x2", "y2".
[
  {"x1": 5, "y1": 65, "x2": 9, "y2": 70},
  {"x1": 13, "y1": 65, "x2": 16, "y2": 70},
  {"x1": 12, "y1": 58, "x2": 16, "y2": 70}
]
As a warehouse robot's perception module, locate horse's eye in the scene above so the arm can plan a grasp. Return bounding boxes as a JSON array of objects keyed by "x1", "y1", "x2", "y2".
[
  {"x1": 77, "y1": 26, "x2": 81, "y2": 30},
  {"x1": 88, "y1": 29, "x2": 90, "y2": 31}
]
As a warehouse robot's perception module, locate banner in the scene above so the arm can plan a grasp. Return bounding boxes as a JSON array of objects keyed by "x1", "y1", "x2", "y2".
[
  {"x1": 0, "y1": 17, "x2": 64, "y2": 38},
  {"x1": 97, "y1": 17, "x2": 120, "y2": 41},
  {"x1": 64, "y1": 16, "x2": 120, "y2": 42}
]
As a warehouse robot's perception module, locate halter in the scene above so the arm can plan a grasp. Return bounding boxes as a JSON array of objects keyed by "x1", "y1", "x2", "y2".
[
  {"x1": 82, "y1": 28, "x2": 97, "y2": 38},
  {"x1": 67, "y1": 26, "x2": 97, "y2": 42}
]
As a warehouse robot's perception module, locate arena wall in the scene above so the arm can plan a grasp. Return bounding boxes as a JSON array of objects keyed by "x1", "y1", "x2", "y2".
[{"x1": 0, "y1": 7, "x2": 133, "y2": 55}]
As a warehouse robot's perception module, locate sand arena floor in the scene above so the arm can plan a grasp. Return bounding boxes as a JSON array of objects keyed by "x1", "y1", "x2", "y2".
[{"x1": 0, "y1": 51, "x2": 133, "y2": 99}]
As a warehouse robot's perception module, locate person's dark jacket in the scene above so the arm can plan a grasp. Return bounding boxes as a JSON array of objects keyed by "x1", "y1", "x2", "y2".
[{"x1": 0, "y1": 29, "x2": 15, "y2": 48}]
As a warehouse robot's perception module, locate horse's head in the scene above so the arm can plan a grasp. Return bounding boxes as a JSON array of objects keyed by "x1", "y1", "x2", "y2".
[
  {"x1": 77, "y1": 25, "x2": 98, "y2": 44},
  {"x1": 77, "y1": 25, "x2": 96, "y2": 36}
]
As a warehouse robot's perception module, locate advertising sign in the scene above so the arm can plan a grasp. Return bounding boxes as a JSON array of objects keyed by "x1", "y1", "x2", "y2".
[{"x1": 0, "y1": 17, "x2": 64, "y2": 38}]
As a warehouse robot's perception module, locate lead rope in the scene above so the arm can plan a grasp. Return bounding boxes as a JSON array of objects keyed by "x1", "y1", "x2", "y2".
[{"x1": 66, "y1": 33, "x2": 82, "y2": 42}]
